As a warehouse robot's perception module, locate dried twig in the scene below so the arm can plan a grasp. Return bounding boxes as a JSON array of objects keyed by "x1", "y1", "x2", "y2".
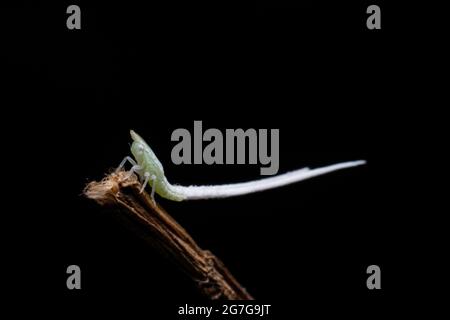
[{"x1": 84, "y1": 171, "x2": 253, "y2": 300}]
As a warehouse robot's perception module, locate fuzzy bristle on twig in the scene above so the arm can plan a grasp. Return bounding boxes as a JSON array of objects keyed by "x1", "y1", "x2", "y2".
[{"x1": 84, "y1": 170, "x2": 253, "y2": 300}]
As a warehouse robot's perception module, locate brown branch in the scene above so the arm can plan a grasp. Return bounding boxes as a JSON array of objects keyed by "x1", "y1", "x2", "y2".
[{"x1": 84, "y1": 171, "x2": 253, "y2": 300}]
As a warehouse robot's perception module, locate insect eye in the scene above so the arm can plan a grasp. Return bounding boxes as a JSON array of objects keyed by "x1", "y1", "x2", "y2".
[{"x1": 138, "y1": 144, "x2": 144, "y2": 154}]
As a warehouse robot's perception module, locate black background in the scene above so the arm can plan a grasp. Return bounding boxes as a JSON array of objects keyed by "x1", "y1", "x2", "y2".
[{"x1": 2, "y1": 0, "x2": 445, "y2": 318}]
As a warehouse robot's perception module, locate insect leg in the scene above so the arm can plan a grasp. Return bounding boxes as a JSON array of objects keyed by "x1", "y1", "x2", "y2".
[
  {"x1": 140, "y1": 172, "x2": 150, "y2": 193},
  {"x1": 149, "y1": 174, "x2": 157, "y2": 200},
  {"x1": 125, "y1": 164, "x2": 143, "y2": 180},
  {"x1": 116, "y1": 156, "x2": 137, "y2": 172}
]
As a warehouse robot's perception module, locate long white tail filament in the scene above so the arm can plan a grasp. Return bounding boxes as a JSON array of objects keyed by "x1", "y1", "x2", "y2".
[{"x1": 170, "y1": 160, "x2": 366, "y2": 200}]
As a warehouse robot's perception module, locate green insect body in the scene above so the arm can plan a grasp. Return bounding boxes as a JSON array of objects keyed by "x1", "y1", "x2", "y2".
[{"x1": 130, "y1": 130, "x2": 185, "y2": 201}]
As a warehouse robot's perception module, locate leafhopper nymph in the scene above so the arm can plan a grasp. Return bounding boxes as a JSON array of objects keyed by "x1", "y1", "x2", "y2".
[{"x1": 117, "y1": 130, "x2": 366, "y2": 201}]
